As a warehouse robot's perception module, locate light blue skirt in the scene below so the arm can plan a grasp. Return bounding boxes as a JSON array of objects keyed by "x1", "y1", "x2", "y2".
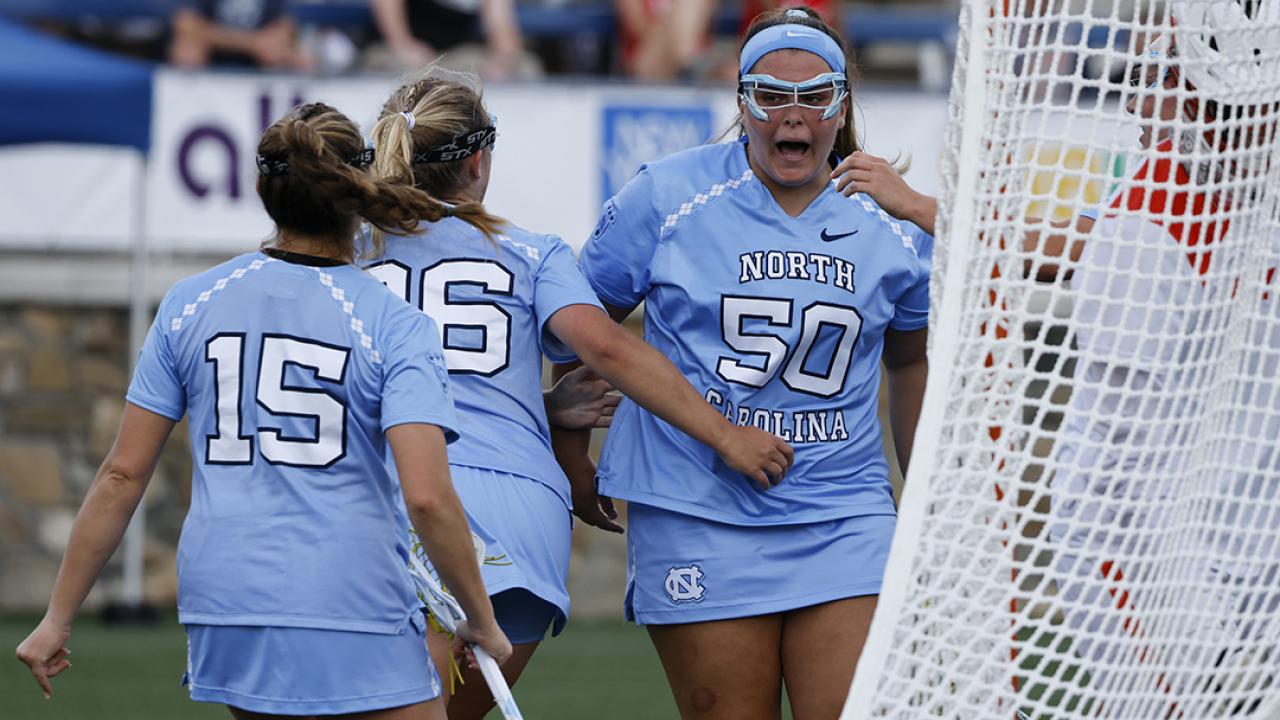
[
  {"x1": 624, "y1": 502, "x2": 895, "y2": 625},
  {"x1": 184, "y1": 611, "x2": 439, "y2": 715},
  {"x1": 450, "y1": 465, "x2": 572, "y2": 642}
]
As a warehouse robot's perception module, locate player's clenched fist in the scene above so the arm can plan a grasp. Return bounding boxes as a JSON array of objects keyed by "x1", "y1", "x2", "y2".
[
  {"x1": 713, "y1": 425, "x2": 795, "y2": 490},
  {"x1": 454, "y1": 618, "x2": 514, "y2": 669}
]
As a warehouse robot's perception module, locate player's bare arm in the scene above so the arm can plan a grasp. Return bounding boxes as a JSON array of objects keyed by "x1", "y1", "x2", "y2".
[
  {"x1": 15, "y1": 404, "x2": 175, "y2": 698},
  {"x1": 548, "y1": 304, "x2": 794, "y2": 491}
]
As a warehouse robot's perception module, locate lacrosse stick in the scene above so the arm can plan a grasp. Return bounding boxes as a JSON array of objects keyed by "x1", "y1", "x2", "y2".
[{"x1": 407, "y1": 553, "x2": 523, "y2": 720}]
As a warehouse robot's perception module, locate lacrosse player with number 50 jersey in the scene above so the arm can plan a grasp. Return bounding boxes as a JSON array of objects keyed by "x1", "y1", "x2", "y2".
[
  {"x1": 566, "y1": 7, "x2": 933, "y2": 718},
  {"x1": 15, "y1": 103, "x2": 510, "y2": 720}
]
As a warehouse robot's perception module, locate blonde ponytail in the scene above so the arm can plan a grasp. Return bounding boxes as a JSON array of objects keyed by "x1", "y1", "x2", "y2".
[{"x1": 366, "y1": 70, "x2": 509, "y2": 257}]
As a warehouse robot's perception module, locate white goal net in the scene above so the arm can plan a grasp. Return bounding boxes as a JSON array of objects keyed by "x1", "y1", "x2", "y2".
[{"x1": 843, "y1": 1, "x2": 1280, "y2": 718}]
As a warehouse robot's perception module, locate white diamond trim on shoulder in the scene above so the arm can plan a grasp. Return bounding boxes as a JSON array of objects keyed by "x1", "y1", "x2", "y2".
[
  {"x1": 170, "y1": 257, "x2": 278, "y2": 332},
  {"x1": 310, "y1": 268, "x2": 383, "y2": 365},
  {"x1": 660, "y1": 168, "x2": 755, "y2": 238},
  {"x1": 497, "y1": 234, "x2": 541, "y2": 260},
  {"x1": 850, "y1": 193, "x2": 917, "y2": 254}
]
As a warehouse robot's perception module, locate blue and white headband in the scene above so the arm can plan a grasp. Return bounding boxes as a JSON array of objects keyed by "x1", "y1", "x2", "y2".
[{"x1": 738, "y1": 22, "x2": 846, "y2": 76}]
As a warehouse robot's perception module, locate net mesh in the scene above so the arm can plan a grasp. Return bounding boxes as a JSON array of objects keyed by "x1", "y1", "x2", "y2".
[{"x1": 844, "y1": 1, "x2": 1280, "y2": 718}]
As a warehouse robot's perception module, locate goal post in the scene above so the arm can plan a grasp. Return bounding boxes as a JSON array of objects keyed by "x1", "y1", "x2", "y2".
[{"x1": 844, "y1": 2, "x2": 1280, "y2": 718}]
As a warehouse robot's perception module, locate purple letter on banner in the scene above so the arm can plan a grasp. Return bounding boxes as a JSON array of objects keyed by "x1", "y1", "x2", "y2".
[{"x1": 178, "y1": 126, "x2": 239, "y2": 200}]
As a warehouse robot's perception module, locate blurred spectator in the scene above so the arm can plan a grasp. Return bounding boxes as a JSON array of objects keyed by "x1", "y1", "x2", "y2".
[
  {"x1": 365, "y1": 0, "x2": 541, "y2": 80},
  {"x1": 169, "y1": 0, "x2": 314, "y2": 70},
  {"x1": 617, "y1": 0, "x2": 716, "y2": 81},
  {"x1": 703, "y1": 0, "x2": 842, "y2": 81},
  {"x1": 738, "y1": 0, "x2": 840, "y2": 37}
]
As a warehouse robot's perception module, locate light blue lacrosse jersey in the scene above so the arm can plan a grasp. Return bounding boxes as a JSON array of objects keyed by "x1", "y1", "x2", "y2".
[
  {"x1": 580, "y1": 140, "x2": 933, "y2": 525},
  {"x1": 363, "y1": 218, "x2": 604, "y2": 507},
  {"x1": 126, "y1": 251, "x2": 459, "y2": 634}
]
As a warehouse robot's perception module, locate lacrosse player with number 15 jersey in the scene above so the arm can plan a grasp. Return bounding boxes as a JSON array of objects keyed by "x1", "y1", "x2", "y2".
[{"x1": 15, "y1": 103, "x2": 510, "y2": 720}]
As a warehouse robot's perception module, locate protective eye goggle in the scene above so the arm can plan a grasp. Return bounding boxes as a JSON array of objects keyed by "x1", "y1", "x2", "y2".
[{"x1": 739, "y1": 72, "x2": 848, "y2": 122}]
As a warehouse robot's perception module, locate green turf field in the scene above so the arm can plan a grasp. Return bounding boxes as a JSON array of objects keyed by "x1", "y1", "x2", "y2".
[
  {"x1": 1, "y1": 612, "x2": 1093, "y2": 718},
  {"x1": 1, "y1": 615, "x2": 699, "y2": 719}
]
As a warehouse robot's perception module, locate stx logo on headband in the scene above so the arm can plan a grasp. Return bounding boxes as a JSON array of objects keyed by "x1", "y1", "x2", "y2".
[{"x1": 414, "y1": 125, "x2": 498, "y2": 164}]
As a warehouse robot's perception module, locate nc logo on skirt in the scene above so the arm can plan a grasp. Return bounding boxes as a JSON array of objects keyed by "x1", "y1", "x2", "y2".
[{"x1": 664, "y1": 565, "x2": 706, "y2": 603}]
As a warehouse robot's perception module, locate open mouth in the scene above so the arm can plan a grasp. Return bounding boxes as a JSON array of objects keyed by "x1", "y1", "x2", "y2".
[{"x1": 775, "y1": 140, "x2": 811, "y2": 161}]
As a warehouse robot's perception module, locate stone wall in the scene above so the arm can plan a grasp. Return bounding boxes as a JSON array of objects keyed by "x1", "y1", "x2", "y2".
[{"x1": 0, "y1": 305, "x2": 190, "y2": 611}]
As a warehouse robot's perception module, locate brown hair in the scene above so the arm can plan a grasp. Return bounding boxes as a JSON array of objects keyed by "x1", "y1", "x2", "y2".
[
  {"x1": 738, "y1": 6, "x2": 863, "y2": 161},
  {"x1": 368, "y1": 70, "x2": 507, "y2": 256},
  {"x1": 255, "y1": 103, "x2": 453, "y2": 259}
]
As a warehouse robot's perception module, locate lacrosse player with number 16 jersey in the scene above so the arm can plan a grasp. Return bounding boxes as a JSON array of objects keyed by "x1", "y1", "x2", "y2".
[{"x1": 362, "y1": 69, "x2": 793, "y2": 719}]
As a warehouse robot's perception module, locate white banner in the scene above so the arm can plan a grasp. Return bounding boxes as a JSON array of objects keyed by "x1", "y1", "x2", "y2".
[
  {"x1": 148, "y1": 71, "x2": 717, "y2": 253},
  {"x1": 147, "y1": 70, "x2": 948, "y2": 253},
  {"x1": 147, "y1": 71, "x2": 393, "y2": 252},
  {"x1": 0, "y1": 71, "x2": 948, "y2": 256},
  {"x1": 0, "y1": 145, "x2": 143, "y2": 250}
]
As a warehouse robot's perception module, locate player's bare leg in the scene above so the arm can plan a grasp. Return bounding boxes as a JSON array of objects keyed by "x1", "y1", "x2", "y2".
[
  {"x1": 780, "y1": 596, "x2": 877, "y2": 720},
  {"x1": 427, "y1": 624, "x2": 538, "y2": 718},
  {"x1": 648, "y1": 615, "x2": 784, "y2": 719},
  {"x1": 426, "y1": 627, "x2": 455, "y2": 705},
  {"x1": 442, "y1": 642, "x2": 539, "y2": 719}
]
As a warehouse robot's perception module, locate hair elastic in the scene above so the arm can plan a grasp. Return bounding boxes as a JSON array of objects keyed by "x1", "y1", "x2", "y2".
[
  {"x1": 400, "y1": 111, "x2": 416, "y2": 129},
  {"x1": 739, "y1": 23, "x2": 846, "y2": 76}
]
